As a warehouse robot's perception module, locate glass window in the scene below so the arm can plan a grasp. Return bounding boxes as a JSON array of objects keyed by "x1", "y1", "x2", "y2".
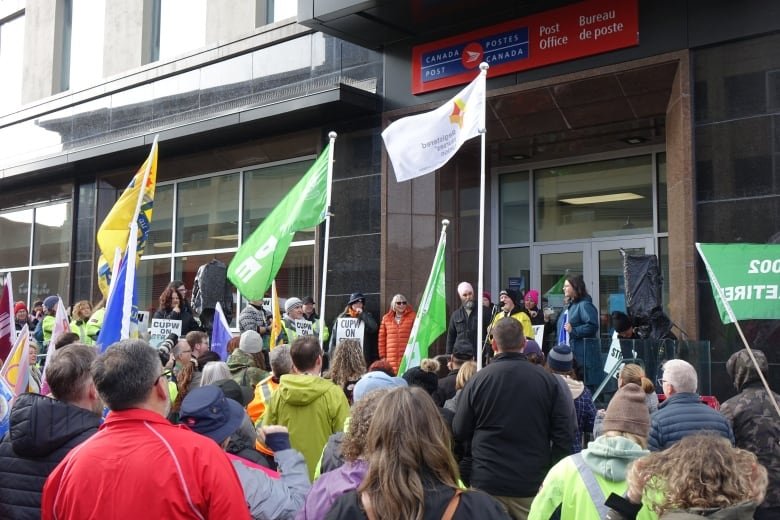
[
  {"x1": 0, "y1": 208, "x2": 32, "y2": 268},
  {"x1": 63, "y1": 0, "x2": 105, "y2": 91},
  {"x1": 137, "y1": 258, "x2": 173, "y2": 315},
  {"x1": 0, "y1": 13, "x2": 24, "y2": 113},
  {"x1": 32, "y1": 202, "x2": 72, "y2": 265},
  {"x1": 176, "y1": 174, "x2": 239, "y2": 252},
  {"x1": 657, "y1": 153, "x2": 667, "y2": 233},
  {"x1": 243, "y1": 161, "x2": 314, "y2": 243},
  {"x1": 30, "y1": 267, "x2": 69, "y2": 305},
  {"x1": 499, "y1": 247, "x2": 529, "y2": 293},
  {"x1": 268, "y1": 0, "x2": 297, "y2": 23},
  {"x1": 499, "y1": 171, "x2": 530, "y2": 244},
  {"x1": 156, "y1": 0, "x2": 206, "y2": 62},
  {"x1": 2, "y1": 271, "x2": 29, "y2": 308},
  {"x1": 535, "y1": 156, "x2": 653, "y2": 241},
  {"x1": 147, "y1": 184, "x2": 174, "y2": 254},
  {"x1": 174, "y1": 253, "x2": 237, "y2": 325}
]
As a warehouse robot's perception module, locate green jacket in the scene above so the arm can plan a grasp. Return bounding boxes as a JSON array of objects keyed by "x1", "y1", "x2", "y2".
[
  {"x1": 529, "y1": 436, "x2": 657, "y2": 520},
  {"x1": 70, "y1": 319, "x2": 95, "y2": 346},
  {"x1": 227, "y1": 348, "x2": 269, "y2": 389},
  {"x1": 85, "y1": 308, "x2": 105, "y2": 342},
  {"x1": 263, "y1": 373, "x2": 350, "y2": 480},
  {"x1": 42, "y1": 315, "x2": 56, "y2": 344}
]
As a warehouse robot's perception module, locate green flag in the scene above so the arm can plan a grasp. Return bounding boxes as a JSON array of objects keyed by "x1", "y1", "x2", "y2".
[
  {"x1": 228, "y1": 145, "x2": 330, "y2": 300},
  {"x1": 696, "y1": 243, "x2": 780, "y2": 324},
  {"x1": 398, "y1": 227, "x2": 447, "y2": 374}
]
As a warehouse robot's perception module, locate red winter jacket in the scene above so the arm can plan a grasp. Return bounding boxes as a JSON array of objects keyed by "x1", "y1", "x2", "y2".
[
  {"x1": 42, "y1": 408, "x2": 250, "y2": 520},
  {"x1": 378, "y1": 306, "x2": 416, "y2": 373}
]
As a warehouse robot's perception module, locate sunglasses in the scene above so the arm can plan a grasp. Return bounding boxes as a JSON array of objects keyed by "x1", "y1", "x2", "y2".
[{"x1": 396, "y1": 301, "x2": 407, "y2": 305}]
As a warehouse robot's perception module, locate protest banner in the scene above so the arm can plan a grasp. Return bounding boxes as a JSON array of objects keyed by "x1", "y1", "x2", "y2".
[
  {"x1": 333, "y1": 317, "x2": 365, "y2": 347},
  {"x1": 149, "y1": 319, "x2": 182, "y2": 347},
  {"x1": 293, "y1": 319, "x2": 314, "y2": 337}
]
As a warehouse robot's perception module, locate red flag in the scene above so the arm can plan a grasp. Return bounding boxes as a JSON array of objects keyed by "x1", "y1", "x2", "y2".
[{"x1": 0, "y1": 274, "x2": 14, "y2": 361}]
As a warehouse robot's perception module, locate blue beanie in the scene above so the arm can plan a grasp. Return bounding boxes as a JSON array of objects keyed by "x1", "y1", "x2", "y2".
[{"x1": 43, "y1": 295, "x2": 59, "y2": 311}]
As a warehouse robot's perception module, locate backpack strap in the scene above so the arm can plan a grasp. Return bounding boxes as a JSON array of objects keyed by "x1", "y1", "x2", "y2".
[
  {"x1": 441, "y1": 489, "x2": 463, "y2": 520},
  {"x1": 571, "y1": 453, "x2": 609, "y2": 518}
]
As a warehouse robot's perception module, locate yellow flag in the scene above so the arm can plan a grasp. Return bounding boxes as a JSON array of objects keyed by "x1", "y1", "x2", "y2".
[
  {"x1": 96, "y1": 140, "x2": 158, "y2": 296},
  {"x1": 269, "y1": 281, "x2": 283, "y2": 350}
]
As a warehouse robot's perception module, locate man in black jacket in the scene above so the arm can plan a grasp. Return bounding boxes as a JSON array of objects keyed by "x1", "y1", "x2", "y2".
[
  {"x1": 445, "y1": 281, "x2": 492, "y2": 359},
  {"x1": 453, "y1": 318, "x2": 573, "y2": 520},
  {"x1": 433, "y1": 338, "x2": 474, "y2": 407},
  {"x1": 0, "y1": 343, "x2": 102, "y2": 519}
]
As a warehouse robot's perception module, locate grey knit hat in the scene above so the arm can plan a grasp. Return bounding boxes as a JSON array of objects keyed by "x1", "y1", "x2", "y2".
[
  {"x1": 239, "y1": 330, "x2": 262, "y2": 354},
  {"x1": 548, "y1": 344, "x2": 573, "y2": 372}
]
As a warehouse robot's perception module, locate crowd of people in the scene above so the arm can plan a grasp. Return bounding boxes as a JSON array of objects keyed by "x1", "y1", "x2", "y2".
[{"x1": 0, "y1": 275, "x2": 777, "y2": 520}]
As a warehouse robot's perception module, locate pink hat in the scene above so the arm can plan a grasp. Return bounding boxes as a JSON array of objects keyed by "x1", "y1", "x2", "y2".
[
  {"x1": 525, "y1": 289, "x2": 539, "y2": 304},
  {"x1": 482, "y1": 292, "x2": 491, "y2": 301}
]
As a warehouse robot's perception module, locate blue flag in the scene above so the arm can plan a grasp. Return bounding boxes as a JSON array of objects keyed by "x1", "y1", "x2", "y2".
[
  {"x1": 97, "y1": 247, "x2": 139, "y2": 353},
  {"x1": 210, "y1": 302, "x2": 232, "y2": 361}
]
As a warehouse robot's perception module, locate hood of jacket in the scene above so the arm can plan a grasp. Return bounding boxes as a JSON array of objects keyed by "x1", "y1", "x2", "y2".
[
  {"x1": 661, "y1": 501, "x2": 759, "y2": 520},
  {"x1": 277, "y1": 374, "x2": 337, "y2": 406},
  {"x1": 8, "y1": 392, "x2": 101, "y2": 458},
  {"x1": 726, "y1": 349, "x2": 768, "y2": 392},
  {"x1": 227, "y1": 348, "x2": 257, "y2": 371},
  {"x1": 581, "y1": 434, "x2": 648, "y2": 482},
  {"x1": 564, "y1": 375, "x2": 585, "y2": 399}
]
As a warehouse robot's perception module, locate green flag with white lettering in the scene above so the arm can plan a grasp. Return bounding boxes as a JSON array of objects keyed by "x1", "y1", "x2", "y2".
[
  {"x1": 228, "y1": 145, "x2": 330, "y2": 300},
  {"x1": 696, "y1": 243, "x2": 780, "y2": 324},
  {"x1": 398, "y1": 226, "x2": 447, "y2": 375}
]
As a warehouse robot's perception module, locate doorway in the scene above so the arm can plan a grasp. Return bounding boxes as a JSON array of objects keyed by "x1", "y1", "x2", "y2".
[{"x1": 533, "y1": 237, "x2": 653, "y2": 340}]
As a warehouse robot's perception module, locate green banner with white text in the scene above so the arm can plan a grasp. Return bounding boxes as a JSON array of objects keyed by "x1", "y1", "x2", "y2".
[
  {"x1": 696, "y1": 243, "x2": 780, "y2": 324},
  {"x1": 228, "y1": 145, "x2": 330, "y2": 300}
]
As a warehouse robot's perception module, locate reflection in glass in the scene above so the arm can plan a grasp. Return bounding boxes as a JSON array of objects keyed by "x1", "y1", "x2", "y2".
[
  {"x1": 176, "y1": 174, "x2": 239, "y2": 252},
  {"x1": 540, "y1": 252, "x2": 582, "y2": 310},
  {"x1": 499, "y1": 171, "x2": 530, "y2": 244},
  {"x1": 32, "y1": 202, "x2": 72, "y2": 265},
  {"x1": 535, "y1": 156, "x2": 653, "y2": 241},
  {"x1": 243, "y1": 161, "x2": 315, "y2": 243},
  {"x1": 598, "y1": 247, "x2": 643, "y2": 340},
  {"x1": 0, "y1": 14, "x2": 24, "y2": 112},
  {"x1": 30, "y1": 267, "x2": 69, "y2": 306},
  {"x1": 137, "y1": 258, "x2": 173, "y2": 314},
  {"x1": 174, "y1": 253, "x2": 236, "y2": 326},
  {"x1": 3, "y1": 271, "x2": 30, "y2": 307},
  {"x1": 158, "y1": 0, "x2": 206, "y2": 61},
  {"x1": 0, "y1": 209, "x2": 33, "y2": 268},
  {"x1": 148, "y1": 185, "x2": 174, "y2": 254},
  {"x1": 64, "y1": 0, "x2": 106, "y2": 91},
  {"x1": 499, "y1": 247, "x2": 529, "y2": 294}
]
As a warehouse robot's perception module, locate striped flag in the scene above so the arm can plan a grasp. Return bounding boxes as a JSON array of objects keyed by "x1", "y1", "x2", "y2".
[
  {"x1": 0, "y1": 273, "x2": 15, "y2": 361},
  {"x1": 0, "y1": 325, "x2": 31, "y2": 400}
]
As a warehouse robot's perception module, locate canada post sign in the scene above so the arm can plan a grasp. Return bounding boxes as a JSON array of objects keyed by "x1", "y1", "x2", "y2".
[{"x1": 412, "y1": 0, "x2": 638, "y2": 94}]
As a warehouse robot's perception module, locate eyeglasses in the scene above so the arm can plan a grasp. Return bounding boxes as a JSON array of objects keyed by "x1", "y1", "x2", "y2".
[
  {"x1": 180, "y1": 350, "x2": 192, "y2": 354},
  {"x1": 396, "y1": 301, "x2": 407, "y2": 305},
  {"x1": 657, "y1": 378, "x2": 667, "y2": 386}
]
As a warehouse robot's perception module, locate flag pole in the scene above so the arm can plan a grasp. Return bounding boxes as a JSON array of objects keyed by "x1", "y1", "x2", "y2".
[
  {"x1": 319, "y1": 131, "x2": 337, "y2": 352},
  {"x1": 695, "y1": 244, "x2": 780, "y2": 420},
  {"x1": 476, "y1": 62, "x2": 489, "y2": 371}
]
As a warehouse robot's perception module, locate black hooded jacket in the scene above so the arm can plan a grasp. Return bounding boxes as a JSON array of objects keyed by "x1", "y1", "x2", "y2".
[{"x1": 0, "y1": 393, "x2": 100, "y2": 519}]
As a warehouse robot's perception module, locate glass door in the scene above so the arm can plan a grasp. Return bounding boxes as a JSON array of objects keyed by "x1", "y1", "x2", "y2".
[{"x1": 533, "y1": 238, "x2": 654, "y2": 337}]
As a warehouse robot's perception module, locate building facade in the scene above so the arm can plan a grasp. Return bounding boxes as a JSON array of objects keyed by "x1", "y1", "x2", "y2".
[{"x1": 0, "y1": 0, "x2": 777, "y2": 399}]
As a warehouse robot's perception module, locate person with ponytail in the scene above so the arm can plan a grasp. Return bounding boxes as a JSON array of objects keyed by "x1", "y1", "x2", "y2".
[{"x1": 593, "y1": 363, "x2": 658, "y2": 438}]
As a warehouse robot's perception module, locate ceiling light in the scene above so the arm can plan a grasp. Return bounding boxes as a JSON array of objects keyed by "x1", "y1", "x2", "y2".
[
  {"x1": 511, "y1": 154, "x2": 530, "y2": 160},
  {"x1": 560, "y1": 192, "x2": 644, "y2": 205},
  {"x1": 622, "y1": 137, "x2": 647, "y2": 145},
  {"x1": 212, "y1": 234, "x2": 239, "y2": 241}
]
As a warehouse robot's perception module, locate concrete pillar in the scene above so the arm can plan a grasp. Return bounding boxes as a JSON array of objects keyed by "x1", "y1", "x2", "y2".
[
  {"x1": 21, "y1": 0, "x2": 64, "y2": 103},
  {"x1": 103, "y1": 0, "x2": 154, "y2": 77},
  {"x1": 665, "y1": 51, "x2": 698, "y2": 339},
  {"x1": 206, "y1": 0, "x2": 257, "y2": 44}
]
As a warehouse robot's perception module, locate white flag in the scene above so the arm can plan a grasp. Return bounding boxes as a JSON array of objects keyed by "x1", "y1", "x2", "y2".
[{"x1": 382, "y1": 72, "x2": 486, "y2": 182}]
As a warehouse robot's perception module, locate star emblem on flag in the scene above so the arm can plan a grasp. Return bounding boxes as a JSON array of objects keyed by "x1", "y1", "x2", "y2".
[{"x1": 449, "y1": 98, "x2": 466, "y2": 128}]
